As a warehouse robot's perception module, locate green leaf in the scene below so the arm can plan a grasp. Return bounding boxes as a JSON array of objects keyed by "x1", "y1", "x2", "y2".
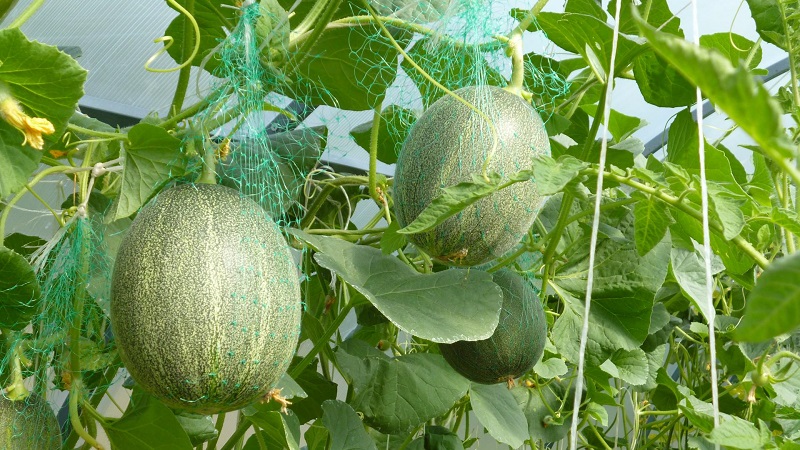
[
  {"x1": 304, "y1": 421, "x2": 329, "y2": 450},
  {"x1": 565, "y1": 0, "x2": 605, "y2": 19},
  {"x1": 292, "y1": 231, "x2": 503, "y2": 343},
  {"x1": 173, "y1": 412, "x2": 218, "y2": 447},
  {"x1": 274, "y1": 372, "x2": 307, "y2": 400},
  {"x1": 290, "y1": 361, "x2": 337, "y2": 424},
  {"x1": 350, "y1": 106, "x2": 416, "y2": 165},
  {"x1": 0, "y1": 28, "x2": 87, "y2": 197},
  {"x1": 379, "y1": 220, "x2": 407, "y2": 255},
  {"x1": 469, "y1": 383, "x2": 528, "y2": 448},
  {"x1": 422, "y1": 425, "x2": 464, "y2": 450},
  {"x1": 745, "y1": 0, "x2": 787, "y2": 49},
  {"x1": 671, "y1": 245, "x2": 719, "y2": 322},
  {"x1": 670, "y1": 209, "x2": 754, "y2": 274},
  {"x1": 321, "y1": 400, "x2": 377, "y2": 450},
  {"x1": 633, "y1": 193, "x2": 673, "y2": 256},
  {"x1": 368, "y1": 0, "x2": 450, "y2": 23},
  {"x1": 396, "y1": 173, "x2": 506, "y2": 235},
  {"x1": 242, "y1": 405, "x2": 301, "y2": 450},
  {"x1": 707, "y1": 415, "x2": 769, "y2": 449},
  {"x1": 735, "y1": 252, "x2": 800, "y2": 341},
  {"x1": 531, "y1": 155, "x2": 589, "y2": 195},
  {"x1": 611, "y1": 0, "x2": 682, "y2": 36},
  {"x1": 0, "y1": 245, "x2": 41, "y2": 330},
  {"x1": 635, "y1": 11, "x2": 794, "y2": 161},
  {"x1": 585, "y1": 402, "x2": 608, "y2": 426},
  {"x1": 402, "y1": 37, "x2": 505, "y2": 108},
  {"x1": 533, "y1": 357, "x2": 568, "y2": 378},
  {"x1": 599, "y1": 348, "x2": 648, "y2": 386},
  {"x1": 512, "y1": 384, "x2": 574, "y2": 443},
  {"x1": 633, "y1": 50, "x2": 696, "y2": 107},
  {"x1": 164, "y1": 0, "x2": 238, "y2": 74},
  {"x1": 111, "y1": 123, "x2": 185, "y2": 221},
  {"x1": 295, "y1": 24, "x2": 408, "y2": 111},
  {"x1": 678, "y1": 392, "x2": 716, "y2": 433},
  {"x1": 2, "y1": 233, "x2": 46, "y2": 258},
  {"x1": 700, "y1": 33, "x2": 762, "y2": 70},
  {"x1": 531, "y1": 12, "x2": 644, "y2": 82},
  {"x1": 707, "y1": 182, "x2": 747, "y2": 240},
  {"x1": 104, "y1": 388, "x2": 193, "y2": 450},
  {"x1": 608, "y1": 109, "x2": 647, "y2": 143},
  {"x1": 337, "y1": 342, "x2": 470, "y2": 433}
]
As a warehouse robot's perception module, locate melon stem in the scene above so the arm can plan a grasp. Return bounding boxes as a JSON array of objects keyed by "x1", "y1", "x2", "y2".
[
  {"x1": 195, "y1": 138, "x2": 218, "y2": 185},
  {"x1": 368, "y1": 101, "x2": 383, "y2": 205}
]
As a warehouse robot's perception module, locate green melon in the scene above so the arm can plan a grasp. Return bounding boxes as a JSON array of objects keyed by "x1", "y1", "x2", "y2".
[
  {"x1": 394, "y1": 85, "x2": 550, "y2": 266},
  {"x1": 439, "y1": 269, "x2": 546, "y2": 384},
  {"x1": 0, "y1": 394, "x2": 60, "y2": 450},
  {"x1": 110, "y1": 183, "x2": 301, "y2": 414}
]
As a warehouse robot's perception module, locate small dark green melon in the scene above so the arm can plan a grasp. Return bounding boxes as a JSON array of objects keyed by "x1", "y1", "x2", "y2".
[
  {"x1": 394, "y1": 85, "x2": 550, "y2": 266},
  {"x1": 110, "y1": 183, "x2": 301, "y2": 414},
  {"x1": 0, "y1": 394, "x2": 60, "y2": 450},
  {"x1": 439, "y1": 269, "x2": 546, "y2": 384}
]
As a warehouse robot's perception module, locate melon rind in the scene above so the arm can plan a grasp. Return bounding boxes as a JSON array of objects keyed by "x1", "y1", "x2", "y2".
[
  {"x1": 394, "y1": 85, "x2": 550, "y2": 266},
  {"x1": 439, "y1": 269, "x2": 547, "y2": 384},
  {"x1": 110, "y1": 183, "x2": 301, "y2": 414},
  {"x1": 0, "y1": 394, "x2": 60, "y2": 450}
]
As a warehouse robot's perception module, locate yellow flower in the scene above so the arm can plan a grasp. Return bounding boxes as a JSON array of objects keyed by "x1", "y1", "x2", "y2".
[{"x1": 0, "y1": 95, "x2": 55, "y2": 150}]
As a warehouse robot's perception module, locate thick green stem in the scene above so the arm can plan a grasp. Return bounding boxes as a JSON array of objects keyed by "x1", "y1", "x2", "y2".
[
  {"x1": 159, "y1": 96, "x2": 214, "y2": 130},
  {"x1": 168, "y1": 0, "x2": 195, "y2": 118},
  {"x1": 5, "y1": 0, "x2": 42, "y2": 28},
  {"x1": 67, "y1": 124, "x2": 126, "y2": 140},
  {"x1": 195, "y1": 138, "x2": 217, "y2": 185},
  {"x1": 287, "y1": 0, "x2": 343, "y2": 70},
  {"x1": 69, "y1": 381, "x2": 104, "y2": 450},
  {"x1": 368, "y1": 102, "x2": 383, "y2": 203}
]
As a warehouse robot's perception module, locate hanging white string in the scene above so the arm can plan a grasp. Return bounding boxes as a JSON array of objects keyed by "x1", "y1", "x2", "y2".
[
  {"x1": 567, "y1": 0, "x2": 622, "y2": 448},
  {"x1": 690, "y1": 0, "x2": 721, "y2": 441}
]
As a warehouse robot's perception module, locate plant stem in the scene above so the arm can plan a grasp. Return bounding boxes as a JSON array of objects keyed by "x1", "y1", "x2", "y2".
[
  {"x1": 289, "y1": 303, "x2": 354, "y2": 378},
  {"x1": 300, "y1": 176, "x2": 370, "y2": 229},
  {"x1": 600, "y1": 169, "x2": 769, "y2": 269},
  {"x1": 218, "y1": 414, "x2": 251, "y2": 450},
  {"x1": 168, "y1": 0, "x2": 196, "y2": 118},
  {"x1": 0, "y1": 165, "x2": 73, "y2": 246},
  {"x1": 287, "y1": 0, "x2": 342, "y2": 69},
  {"x1": 368, "y1": 101, "x2": 383, "y2": 203},
  {"x1": 67, "y1": 124, "x2": 126, "y2": 140},
  {"x1": 6, "y1": 0, "x2": 43, "y2": 28},
  {"x1": 195, "y1": 138, "x2": 217, "y2": 184},
  {"x1": 69, "y1": 381, "x2": 104, "y2": 450},
  {"x1": 159, "y1": 96, "x2": 214, "y2": 130}
]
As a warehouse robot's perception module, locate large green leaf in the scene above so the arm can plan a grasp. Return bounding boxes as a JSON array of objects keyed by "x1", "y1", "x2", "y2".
[
  {"x1": 290, "y1": 359, "x2": 337, "y2": 424},
  {"x1": 666, "y1": 109, "x2": 749, "y2": 198},
  {"x1": 164, "y1": 0, "x2": 238, "y2": 74},
  {"x1": 294, "y1": 24, "x2": 408, "y2": 111},
  {"x1": 173, "y1": 412, "x2": 217, "y2": 446},
  {"x1": 565, "y1": 0, "x2": 605, "y2": 19},
  {"x1": 700, "y1": 33, "x2": 762, "y2": 69},
  {"x1": 599, "y1": 348, "x2": 648, "y2": 386},
  {"x1": 633, "y1": 193, "x2": 672, "y2": 257},
  {"x1": 707, "y1": 416, "x2": 770, "y2": 449},
  {"x1": 745, "y1": 0, "x2": 787, "y2": 49},
  {"x1": 469, "y1": 383, "x2": 528, "y2": 448},
  {"x1": 104, "y1": 389, "x2": 193, "y2": 450},
  {"x1": 0, "y1": 245, "x2": 41, "y2": 330},
  {"x1": 321, "y1": 400, "x2": 377, "y2": 450},
  {"x1": 633, "y1": 50, "x2": 696, "y2": 107},
  {"x1": 530, "y1": 12, "x2": 644, "y2": 82},
  {"x1": 0, "y1": 28, "x2": 86, "y2": 197},
  {"x1": 292, "y1": 231, "x2": 503, "y2": 344},
  {"x1": 110, "y1": 123, "x2": 185, "y2": 221},
  {"x1": 350, "y1": 105, "x2": 416, "y2": 165},
  {"x1": 337, "y1": 340, "x2": 470, "y2": 433},
  {"x1": 531, "y1": 155, "x2": 589, "y2": 195},
  {"x1": 636, "y1": 11, "x2": 794, "y2": 161},
  {"x1": 671, "y1": 246, "x2": 718, "y2": 322},
  {"x1": 735, "y1": 252, "x2": 800, "y2": 341}
]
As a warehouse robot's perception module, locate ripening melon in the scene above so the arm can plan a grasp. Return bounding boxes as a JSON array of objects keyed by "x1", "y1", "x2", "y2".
[
  {"x1": 439, "y1": 269, "x2": 546, "y2": 384},
  {"x1": 394, "y1": 85, "x2": 550, "y2": 266},
  {"x1": 0, "y1": 394, "x2": 60, "y2": 450},
  {"x1": 110, "y1": 183, "x2": 301, "y2": 414}
]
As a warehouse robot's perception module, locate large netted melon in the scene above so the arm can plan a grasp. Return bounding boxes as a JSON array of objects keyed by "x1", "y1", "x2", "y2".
[
  {"x1": 0, "y1": 394, "x2": 60, "y2": 450},
  {"x1": 394, "y1": 85, "x2": 550, "y2": 266},
  {"x1": 439, "y1": 269, "x2": 546, "y2": 384},
  {"x1": 110, "y1": 183, "x2": 301, "y2": 414}
]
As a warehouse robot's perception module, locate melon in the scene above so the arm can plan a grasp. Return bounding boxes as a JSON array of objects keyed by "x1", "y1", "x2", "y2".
[
  {"x1": 0, "y1": 394, "x2": 60, "y2": 450},
  {"x1": 393, "y1": 85, "x2": 550, "y2": 266},
  {"x1": 439, "y1": 269, "x2": 546, "y2": 384},
  {"x1": 110, "y1": 183, "x2": 301, "y2": 414}
]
